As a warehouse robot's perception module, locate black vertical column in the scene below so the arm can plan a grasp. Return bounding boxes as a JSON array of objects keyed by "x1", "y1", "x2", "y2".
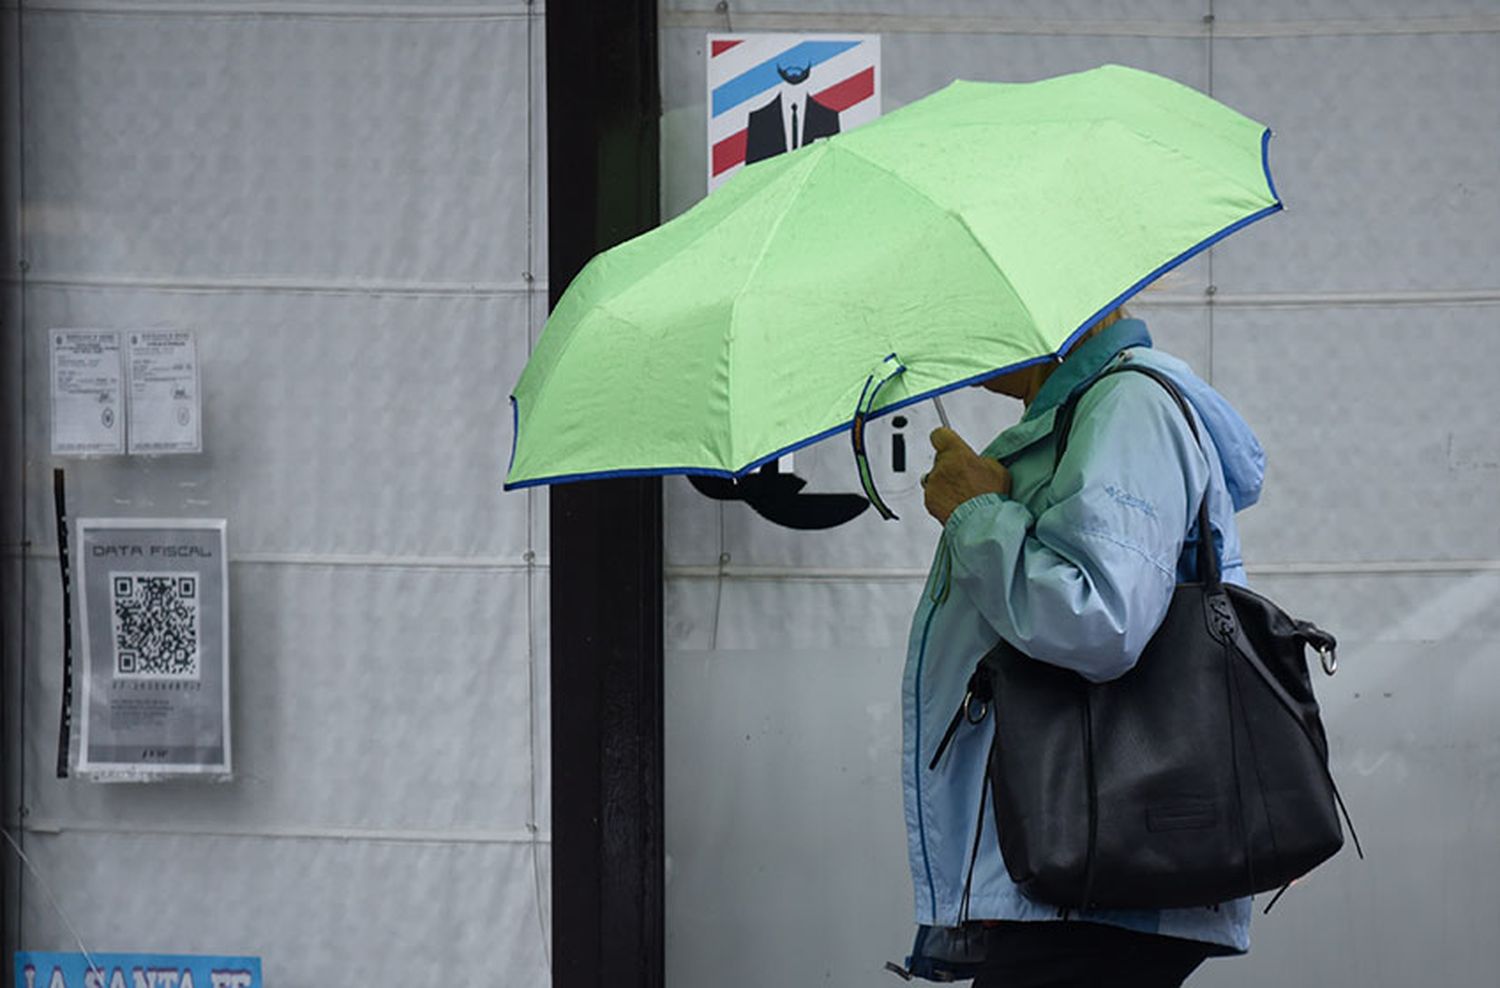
[{"x1": 545, "y1": 4, "x2": 662, "y2": 988}]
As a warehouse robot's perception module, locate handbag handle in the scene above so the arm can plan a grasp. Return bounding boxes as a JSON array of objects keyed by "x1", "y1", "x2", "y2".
[{"x1": 1052, "y1": 362, "x2": 1221, "y2": 590}]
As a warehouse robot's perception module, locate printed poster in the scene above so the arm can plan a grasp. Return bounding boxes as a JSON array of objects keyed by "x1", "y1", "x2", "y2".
[
  {"x1": 706, "y1": 33, "x2": 881, "y2": 193},
  {"x1": 50, "y1": 330, "x2": 125, "y2": 457},
  {"x1": 15, "y1": 952, "x2": 261, "y2": 988},
  {"x1": 126, "y1": 329, "x2": 202, "y2": 455},
  {"x1": 75, "y1": 519, "x2": 230, "y2": 780}
]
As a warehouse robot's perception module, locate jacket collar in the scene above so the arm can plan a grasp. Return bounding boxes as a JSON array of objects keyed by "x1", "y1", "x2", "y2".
[
  {"x1": 1025, "y1": 317, "x2": 1154, "y2": 420},
  {"x1": 982, "y1": 318, "x2": 1154, "y2": 463}
]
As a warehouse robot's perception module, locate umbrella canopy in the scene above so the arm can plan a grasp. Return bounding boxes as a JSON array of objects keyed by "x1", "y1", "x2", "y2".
[{"x1": 506, "y1": 64, "x2": 1279, "y2": 492}]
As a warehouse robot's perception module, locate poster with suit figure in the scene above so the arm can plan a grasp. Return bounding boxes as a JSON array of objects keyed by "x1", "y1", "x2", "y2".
[{"x1": 707, "y1": 33, "x2": 881, "y2": 193}]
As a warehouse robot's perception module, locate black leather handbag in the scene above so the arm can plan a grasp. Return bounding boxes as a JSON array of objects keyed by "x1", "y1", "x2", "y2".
[{"x1": 933, "y1": 364, "x2": 1359, "y2": 913}]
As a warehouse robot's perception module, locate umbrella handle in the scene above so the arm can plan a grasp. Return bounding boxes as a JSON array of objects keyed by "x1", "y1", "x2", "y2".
[
  {"x1": 932, "y1": 395, "x2": 952, "y2": 431},
  {"x1": 853, "y1": 356, "x2": 907, "y2": 521}
]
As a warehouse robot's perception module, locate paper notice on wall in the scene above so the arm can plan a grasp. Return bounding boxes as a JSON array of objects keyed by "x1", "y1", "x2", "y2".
[
  {"x1": 127, "y1": 329, "x2": 202, "y2": 454},
  {"x1": 50, "y1": 329, "x2": 125, "y2": 456},
  {"x1": 75, "y1": 518, "x2": 231, "y2": 780}
]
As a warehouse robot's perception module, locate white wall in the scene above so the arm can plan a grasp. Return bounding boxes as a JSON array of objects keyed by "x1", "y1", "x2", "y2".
[
  {"x1": 659, "y1": 3, "x2": 1500, "y2": 986},
  {"x1": 3, "y1": 3, "x2": 552, "y2": 985}
]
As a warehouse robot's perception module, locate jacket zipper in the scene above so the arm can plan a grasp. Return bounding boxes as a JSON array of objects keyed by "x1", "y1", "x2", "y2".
[
  {"x1": 913, "y1": 599, "x2": 941, "y2": 921},
  {"x1": 913, "y1": 539, "x2": 953, "y2": 921}
]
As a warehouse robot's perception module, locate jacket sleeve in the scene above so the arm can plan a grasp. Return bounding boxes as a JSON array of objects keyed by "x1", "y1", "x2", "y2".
[{"x1": 943, "y1": 373, "x2": 1210, "y2": 683}]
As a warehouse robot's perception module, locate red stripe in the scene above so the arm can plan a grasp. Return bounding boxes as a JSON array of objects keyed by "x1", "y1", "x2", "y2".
[
  {"x1": 712, "y1": 129, "x2": 748, "y2": 176},
  {"x1": 815, "y1": 66, "x2": 876, "y2": 113},
  {"x1": 711, "y1": 39, "x2": 743, "y2": 57}
]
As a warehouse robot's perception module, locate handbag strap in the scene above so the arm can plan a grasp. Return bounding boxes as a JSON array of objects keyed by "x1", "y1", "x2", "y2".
[
  {"x1": 1222, "y1": 603, "x2": 1364, "y2": 861},
  {"x1": 1052, "y1": 362, "x2": 1221, "y2": 590}
]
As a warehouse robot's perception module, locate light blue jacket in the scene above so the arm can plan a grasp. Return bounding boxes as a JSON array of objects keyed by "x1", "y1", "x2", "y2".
[{"x1": 900, "y1": 318, "x2": 1266, "y2": 960}]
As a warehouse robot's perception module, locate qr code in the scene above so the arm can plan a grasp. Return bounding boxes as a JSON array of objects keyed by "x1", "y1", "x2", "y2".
[{"x1": 110, "y1": 572, "x2": 200, "y2": 679}]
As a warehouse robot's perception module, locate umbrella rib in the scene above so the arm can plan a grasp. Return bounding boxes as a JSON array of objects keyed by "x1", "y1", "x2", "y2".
[
  {"x1": 721, "y1": 145, "x2": 829, "y2": 469},
  {"x1": 564, "y1": 155, "x2": 821, "y2": 322},
  {"x1": 518, "y1": 165, "x2": 807, "y2": 418},
  {"x1": 828, "y1": 143, "x2": 1051, "y2": 357},
  {"x1": 1110, "y1": 120, "x2": 1276, "y2": 207}
]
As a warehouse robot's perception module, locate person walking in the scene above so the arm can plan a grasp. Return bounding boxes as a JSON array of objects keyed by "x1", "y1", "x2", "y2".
[{"x1": 903, "y1": 308, "x2": 1267, "y2": 986}]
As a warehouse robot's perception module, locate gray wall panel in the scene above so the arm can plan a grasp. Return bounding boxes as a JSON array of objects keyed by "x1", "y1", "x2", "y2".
[
  {"x1": 1251, "y1": 570, "x2": 1500, "y2": 647},
  {"x1": 21, "y1": 11, "x2": 532, "y2": 286},
  {"x1": 21, "y1": 286, "x2": 532, "y2": 560},
  {"x1": 1210, "y1": 33, "x2": 1500, "y2": 294},
  {"x1": 659, "y1": 25, "x2": 709, "y2": 222},
  {"x1": 22, "y1": 558, "x2": 536, "y2": 833},
  {"x1": 8, "y1": 5, "x2": 550, "y2": 977},
  {"x1": 666, "y1": 576, "x2": 923, "y2": 651},
  {"x1": 526, "y1": 560, "x2": 548, "y2": 834},
  {"x1": 1213, "y1": 303, "x2": 1500, "y2": 565},
  {"x1": 527, "y1": 13, "x2": 548, "y2": 285},
  {"x1": 17, "y1": 832, "x2": 549, "y2": 987},
  {"x1": 665, "y1": 645, "x2": 911, "y2": 988}
]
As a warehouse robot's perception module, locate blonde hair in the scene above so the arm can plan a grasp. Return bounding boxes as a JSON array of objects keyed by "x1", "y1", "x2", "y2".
[
  {"x1": 1070, "y1": 305, "x2": 1129, "y2": 350},
  {"x1": 1096, "y1": 305, "x2": 1128, "y2": 332}
]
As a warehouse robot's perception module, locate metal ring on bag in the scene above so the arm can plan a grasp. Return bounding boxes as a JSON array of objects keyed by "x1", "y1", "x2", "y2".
[
  {"x1": 1317, "y1": 646, "x2": 1337, "y2": 676},
  {"x1": 963, "y1": 690, "x2": 989, "y2": 724}
]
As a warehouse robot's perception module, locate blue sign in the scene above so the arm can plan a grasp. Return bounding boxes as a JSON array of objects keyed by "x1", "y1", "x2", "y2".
[{"x1": 15, "y1": 953, "x2": 261, "y2": 988}]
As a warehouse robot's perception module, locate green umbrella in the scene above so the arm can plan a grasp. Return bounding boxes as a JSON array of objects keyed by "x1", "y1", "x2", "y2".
[{"x1": 506, "y1": 64, "x2": 1279, "y2": 516}]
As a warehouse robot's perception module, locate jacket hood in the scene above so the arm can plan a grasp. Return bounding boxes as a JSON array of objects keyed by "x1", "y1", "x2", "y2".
[
  {"x1": 1020, "y1": 318, "x2": 1265, "y2": 512},
  {"x1": 1130, "y1": 347, "x2": 1265, "y2": 512}
]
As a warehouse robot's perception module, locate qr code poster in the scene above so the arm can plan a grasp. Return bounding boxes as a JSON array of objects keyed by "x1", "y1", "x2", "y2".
[
  {"x1": 110, "y1": 572, "x2": 201, "y2": 678},
  {"x1": 76, "y1": 519, "x2": 229, "y2": 780}
]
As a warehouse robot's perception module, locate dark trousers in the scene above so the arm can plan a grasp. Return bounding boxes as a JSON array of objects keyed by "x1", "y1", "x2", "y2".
[{"x1": 973, "y1": 920, "x2": 1215, "y2": 988}]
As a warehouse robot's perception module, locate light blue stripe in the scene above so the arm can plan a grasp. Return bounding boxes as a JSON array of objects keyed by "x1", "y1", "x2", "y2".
[{"x1": 711, "y1": 40, "x2": 861, "y2": 118}]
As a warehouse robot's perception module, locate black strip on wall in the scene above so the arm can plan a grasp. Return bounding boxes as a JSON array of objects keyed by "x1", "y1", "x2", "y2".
[{"x1": 545, "y1": 3, "x2": 663, "y2": 987}]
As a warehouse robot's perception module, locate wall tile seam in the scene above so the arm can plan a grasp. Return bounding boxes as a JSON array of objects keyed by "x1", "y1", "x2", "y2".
[
  {"x1": 15, "y1": 554, "x2": 1497, "y2": 578},
  {"x1": 19, "y1": 819, "x2": 552, "y2": 845},
  {"x1": 6, "y1": 1, "x2": 542, "y2": 21},
  {"x1": 663, "y1": 559, "x2": 1500, "y2": 581},
  {"x1": 1137, "y1": 290, "x2": 1500, "y2": 308},
  {"x1": 13, "y1": 549, "x2": 547, "y2": 572},
  {"x1": 9, "y1": 275, "x2": 549, "y2": 299},
  {"x1": 662, "y1": 11, "x2": 1500, "y2": 40},
  {"x1": 15, "y1": 281, "x2": 1494, "y2": 307}
]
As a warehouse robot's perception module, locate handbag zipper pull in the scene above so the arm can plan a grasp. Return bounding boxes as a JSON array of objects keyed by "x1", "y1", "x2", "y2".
[{"x1": 927, "y1": 666, "x2": 992, "y2": 771}]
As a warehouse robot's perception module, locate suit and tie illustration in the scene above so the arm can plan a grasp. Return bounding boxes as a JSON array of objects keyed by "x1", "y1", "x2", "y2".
[{"x1": 744, "y1": 92, "x2": 842, "y2": 164}]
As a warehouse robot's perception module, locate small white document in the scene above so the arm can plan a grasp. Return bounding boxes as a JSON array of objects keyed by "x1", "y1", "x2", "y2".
[
  {"x1": 51, "y1": 330, "x2": 125, "y2": 456},
  {"x1": 127, "y1": 330, "x2": 202, "y2": 455}
]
